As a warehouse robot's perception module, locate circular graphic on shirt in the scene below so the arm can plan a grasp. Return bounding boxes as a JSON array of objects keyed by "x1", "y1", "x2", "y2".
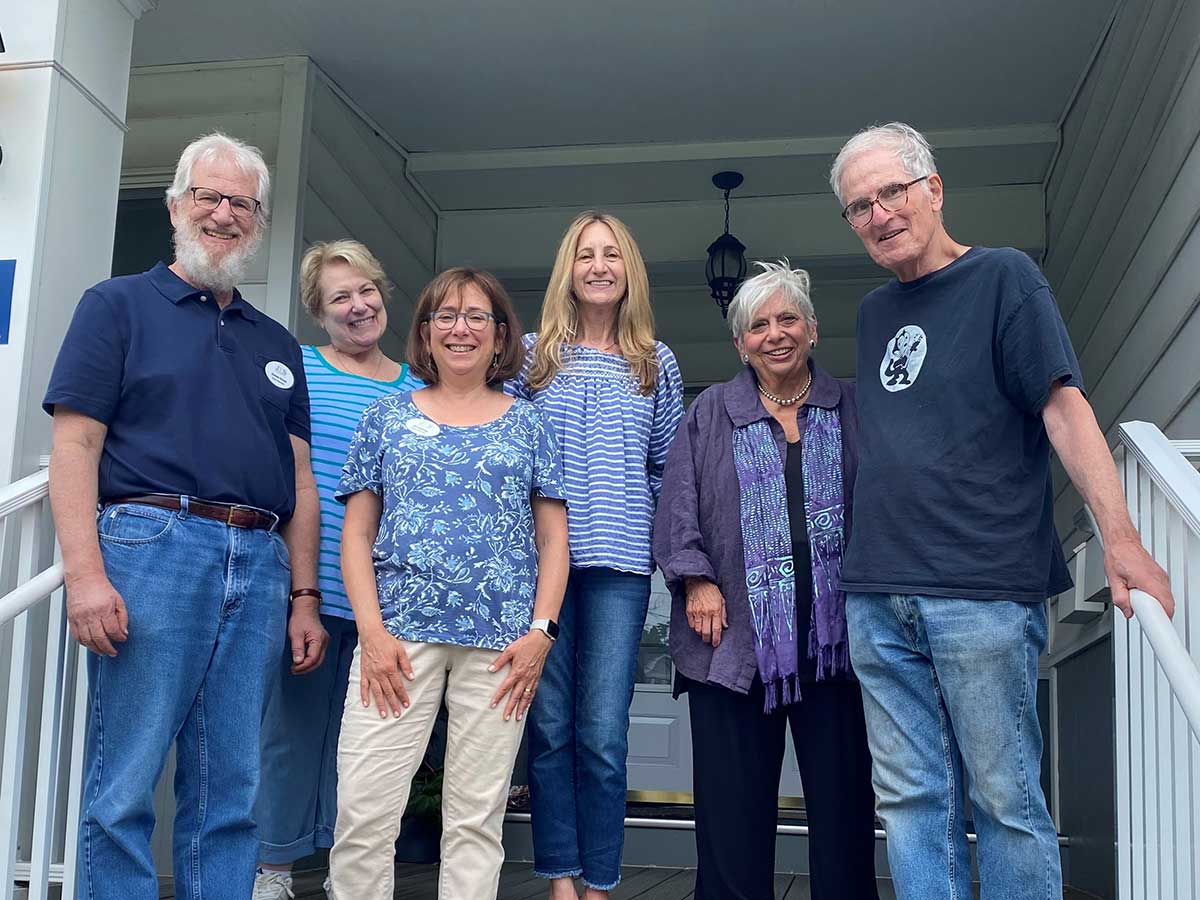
[
  {"x1": 264, "y1": 361, "x2": 295, "y2": 389},
  {"x1": 405, "y1": 417, "x2": 441, "y2": 437},
  {"x1": 879, "y1": 325, "x2": 927, "y2": 392}
]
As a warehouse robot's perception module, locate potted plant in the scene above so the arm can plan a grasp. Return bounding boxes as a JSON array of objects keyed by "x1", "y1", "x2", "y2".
[{"x1": 394, "y1": 704, "x2": 447, "y2": 864}]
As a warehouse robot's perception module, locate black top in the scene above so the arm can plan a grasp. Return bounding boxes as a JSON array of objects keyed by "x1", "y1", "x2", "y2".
[
  {"x1": 842, "y1": 246, "x2": 1084, "y2": 602},
  {"x1": 784, "y1": 440, "x2": 819, "y2": 683},
  {"x1": 43, "y1": 262, "x2": 310, "y2": 522}
]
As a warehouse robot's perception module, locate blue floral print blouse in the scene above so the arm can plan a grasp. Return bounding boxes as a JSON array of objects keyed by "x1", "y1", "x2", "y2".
[{"x1": 336, "y1": 391, "x2": 566, "y2": 650}]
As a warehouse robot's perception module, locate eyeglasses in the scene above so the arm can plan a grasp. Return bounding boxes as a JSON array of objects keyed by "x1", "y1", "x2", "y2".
[
  {"x1": 428, "y1": 309, "x2": 498, "y2": 331},
  {"x1": 841, "y1": 176, "x2": 929, "y2": 228},
  {"x1": 188, "y1": 187, "x2": 261, "y2": 218}
]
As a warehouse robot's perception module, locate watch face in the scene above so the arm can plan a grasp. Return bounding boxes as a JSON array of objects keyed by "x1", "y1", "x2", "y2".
[{"x1": 545, "y1": 619, "x2": 560, "y2": 641}]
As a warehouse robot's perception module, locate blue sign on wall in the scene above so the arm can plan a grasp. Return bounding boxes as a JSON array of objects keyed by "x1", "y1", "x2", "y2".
[{"x1": 0, "y1": 259, "x2": 14, "y2": 345}]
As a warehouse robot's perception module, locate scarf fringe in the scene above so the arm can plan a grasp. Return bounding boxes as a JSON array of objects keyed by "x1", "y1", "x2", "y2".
[
  {"x1": 812, "y1": 641, "x2": 851, "y2": 681},
  {"x1": 763, "y1": 673, "x2": 802, "y2": 713}
]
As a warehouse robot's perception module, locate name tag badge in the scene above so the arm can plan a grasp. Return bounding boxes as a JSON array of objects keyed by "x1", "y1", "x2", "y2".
[
  {"x1": 405, "y1": 417, "x2": 440, "y2": 437},
  {"x1": 264, "y1": 361, "x2": 295, "y2": 389}
]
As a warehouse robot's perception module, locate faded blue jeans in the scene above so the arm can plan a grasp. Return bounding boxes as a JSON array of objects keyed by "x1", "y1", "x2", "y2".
[
  {"x1": 78, "y1": 502, "x2": 289, "y2": 900},
  {"x1": 527, "y1": 567, "x2": 650, "y2": 891},
  {"x1": 846, "y1": 592, "x2": 1061, "y2": 900}
]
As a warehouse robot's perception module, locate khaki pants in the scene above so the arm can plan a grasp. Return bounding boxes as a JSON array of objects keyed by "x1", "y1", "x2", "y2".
[{"x1": 329, "y1": 641, "x2": 526, "y2": 900}]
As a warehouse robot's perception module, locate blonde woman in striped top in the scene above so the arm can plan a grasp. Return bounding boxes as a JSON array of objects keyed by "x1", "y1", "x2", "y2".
[
  {"x1": 506, "y1": 212, "x2": 684, "y2": 899},
  {"x1": 254, "y1": 240, "x2": 421, "y2": 900}
]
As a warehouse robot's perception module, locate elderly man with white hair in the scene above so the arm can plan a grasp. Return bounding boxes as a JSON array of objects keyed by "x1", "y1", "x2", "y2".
[
  {"x1": 44, "y1": 132, "x2": 327, "y2": 900},
  {"x1": 829, "y1": 122, "x2": 1173, "y2": 900}
]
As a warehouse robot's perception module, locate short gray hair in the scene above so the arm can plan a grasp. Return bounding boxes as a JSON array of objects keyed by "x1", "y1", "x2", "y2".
[
  {"x1": 829, "y1": 122, "x2": 937, "y2": 204},
  {"x1": 165, "y1": 132, "x2": 271, "y2": 226},
  {"x1": 728, "y1": 260, "x2": 815, "y2": 340}
]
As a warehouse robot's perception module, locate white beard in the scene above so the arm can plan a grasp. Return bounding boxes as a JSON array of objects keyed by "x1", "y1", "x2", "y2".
[{"x1": 171, "y1": 222, "x2": 263, "y2": 294}]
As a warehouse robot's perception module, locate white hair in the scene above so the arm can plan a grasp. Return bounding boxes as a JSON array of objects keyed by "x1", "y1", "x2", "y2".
[
  {"x1": 829, "y1": 122, "x2": 937, "y2": 205},
  {"x1": 727, "y1": 259, "x2": 815, "y2": 340},
  {"x1": 165, "y1": 132, "x2": 271, "y2": 226}
]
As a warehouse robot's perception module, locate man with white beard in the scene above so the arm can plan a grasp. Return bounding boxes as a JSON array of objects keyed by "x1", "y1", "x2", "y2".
[{"x1": 44, "y1": 132, "x2": 328, "y2": 900}]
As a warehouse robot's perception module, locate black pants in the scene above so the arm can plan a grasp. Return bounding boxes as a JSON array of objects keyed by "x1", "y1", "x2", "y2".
[{"x1": 687, "y1": 676, "x2": 879, "y2": 900}]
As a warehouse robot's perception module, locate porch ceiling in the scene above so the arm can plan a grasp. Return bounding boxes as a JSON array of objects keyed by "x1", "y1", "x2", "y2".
[
  {"x1": 130, "y1": 1, "x2": 1118, "y2": 382},
  {"x1": 133, "y1": 1, "x2": 1114, "y2": 173}
]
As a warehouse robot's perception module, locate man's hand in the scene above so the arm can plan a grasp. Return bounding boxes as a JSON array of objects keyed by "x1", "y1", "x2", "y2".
[
  {"x1": 287, "y1": 600, "x2": 328, "y2": 674},
  {"x1": 1104, "y1": 537, "x2": 1174, "y2": 620},
  {"x1": 1042, "y1": 384, "x2": 1175, "y2": 622},
  {"x1": 66, "y1": 571, "x2": 128, "y2": 656}
]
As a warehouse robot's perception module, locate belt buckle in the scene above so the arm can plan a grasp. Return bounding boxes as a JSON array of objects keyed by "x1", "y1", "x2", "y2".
[{"x1": 226, "y1": 505, "x2": 237, "y2": 526}]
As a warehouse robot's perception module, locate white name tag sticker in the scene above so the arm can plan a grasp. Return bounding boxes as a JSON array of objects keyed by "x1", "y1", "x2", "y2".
[
  {"x1": 405, "y1": 417, "x2": 440, "y2": 437},
  {"x1": 264, "y1": 361, "x2": 294, "y2": 389}
]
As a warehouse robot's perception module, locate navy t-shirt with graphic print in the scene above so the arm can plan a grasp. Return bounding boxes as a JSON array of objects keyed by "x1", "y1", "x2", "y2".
[{"x1": 841, "y1": 246, "x2": 1084, "y2": 602}]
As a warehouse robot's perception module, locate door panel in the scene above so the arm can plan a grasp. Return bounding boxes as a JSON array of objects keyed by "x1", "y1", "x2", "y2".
[{"x1": 626, "y1": 572, "x2": 803, "y2": 799}]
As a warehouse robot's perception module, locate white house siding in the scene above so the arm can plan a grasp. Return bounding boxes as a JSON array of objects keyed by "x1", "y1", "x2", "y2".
[
  {"x1": 299, "y1": 71, "x2": 438, "y2": 349},
  {"x1": 1045, "y1": 0, "x2": 1200, "y2": 547},
  {"x1": 1041, "y1": 3, "x2": 1200, "y2": 896}
]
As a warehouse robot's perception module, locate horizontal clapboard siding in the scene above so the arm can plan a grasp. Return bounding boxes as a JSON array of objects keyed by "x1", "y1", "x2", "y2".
[{"x1": 1044, "y1": 0, "x2": 1200, "y2": 546}]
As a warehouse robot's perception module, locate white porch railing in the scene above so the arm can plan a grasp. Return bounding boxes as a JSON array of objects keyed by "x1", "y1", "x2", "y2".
[
  {"x1": 1112, "y1": 421, "x2": 1200, "y2": 900},
  {"x1": 0, "y1": 465, "x2": 83, "y2": 900}
]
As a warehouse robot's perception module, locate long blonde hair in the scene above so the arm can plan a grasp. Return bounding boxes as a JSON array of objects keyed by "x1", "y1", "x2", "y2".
[{"x1": 526, "y1": 211, "x2": 660, "y2": 395}]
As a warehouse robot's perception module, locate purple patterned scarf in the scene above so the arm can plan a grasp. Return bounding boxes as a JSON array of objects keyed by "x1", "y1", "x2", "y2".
[{"x1": 731, "y1": 406, "x2": 847, "y2": 713}]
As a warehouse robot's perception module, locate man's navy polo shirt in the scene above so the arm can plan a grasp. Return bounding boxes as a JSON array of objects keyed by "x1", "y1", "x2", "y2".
[{"x1": 44, "y1": 262, "x2": 310, "y2": 522}]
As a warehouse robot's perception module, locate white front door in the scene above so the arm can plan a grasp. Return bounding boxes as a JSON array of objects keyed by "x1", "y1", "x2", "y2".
[{"x1": 625, "y1": 572, "x2": 804, "y2": 800}]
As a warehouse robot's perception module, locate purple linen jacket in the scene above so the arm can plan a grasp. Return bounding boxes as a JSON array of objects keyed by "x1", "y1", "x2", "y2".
[{"x1": 651, "y1": 362, "x2": 859, "y2": 694}]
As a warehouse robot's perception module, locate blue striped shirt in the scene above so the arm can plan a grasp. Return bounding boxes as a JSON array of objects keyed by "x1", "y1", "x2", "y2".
[
  {"x1": 506, "y1": 334, "x2": 684, "y2": 575},
  {"x1": 303, "y1": 345, "x2": 424, "y2": 619}
]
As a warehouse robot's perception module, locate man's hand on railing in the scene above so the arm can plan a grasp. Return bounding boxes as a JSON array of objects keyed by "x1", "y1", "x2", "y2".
[
  {"x1": 66, "y1": 572, "x2": 129, "y2": 656},
  {"x1": 1104, "y1": 536, "x2": 1175, "y2": 620}
]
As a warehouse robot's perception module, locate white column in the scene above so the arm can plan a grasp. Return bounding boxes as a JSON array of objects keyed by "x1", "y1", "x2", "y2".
[{"x1": 0, "y1": 0, "x2": 156, "y2": 485}]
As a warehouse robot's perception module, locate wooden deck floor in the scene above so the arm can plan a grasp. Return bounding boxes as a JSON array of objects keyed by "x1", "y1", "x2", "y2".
[
  {"x1": 279, "y1": 863, "x2": 896, "y2": 899},
  {"x1": 279, "y1": 864, "x2": 1097, "y2": 899},
  {"x1": 159, "y1": 864, "x2": 1102, "y2": 898}
]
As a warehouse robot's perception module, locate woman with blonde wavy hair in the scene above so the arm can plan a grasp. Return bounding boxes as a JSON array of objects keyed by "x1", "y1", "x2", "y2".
[{"x1": 507, "y1": 211, "x2": 684, "y2": 899}]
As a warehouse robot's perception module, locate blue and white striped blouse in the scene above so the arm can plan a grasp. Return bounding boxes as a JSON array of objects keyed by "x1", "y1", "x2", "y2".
[
  {"x1": 506, "y1": 334, "x2": 684, "y2": 575},
  {"x1": 303, "y1": 345, "x2": 424, "y2": 620}
]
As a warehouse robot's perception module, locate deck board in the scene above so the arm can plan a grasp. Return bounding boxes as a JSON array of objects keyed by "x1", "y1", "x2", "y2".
[{"x1": 172, "y1": 865, "x2": 1099, "y2": 898}]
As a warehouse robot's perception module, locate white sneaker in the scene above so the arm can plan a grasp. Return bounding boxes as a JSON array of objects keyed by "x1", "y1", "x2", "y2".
[
  {"x1": 252, "y1": 869, "x2": 294, "y2": 900},
  {"x1": 323, "y1": 872, "x2": 335, "y2": 900}
]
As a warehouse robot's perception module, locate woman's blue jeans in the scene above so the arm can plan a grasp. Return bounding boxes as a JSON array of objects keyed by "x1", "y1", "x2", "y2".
[
  {"x1": 256, "y1": 614, "x2": 358, "y2": 864},
  {"x1": 79, "y1": 502, "x2": 289, "y2": 900},
  {"x1": 527, "y1": 567, "x2": 650, "y2": 890},
  {"x1": 846, "y1": 592, "x2": 1062, "y2": 900}
]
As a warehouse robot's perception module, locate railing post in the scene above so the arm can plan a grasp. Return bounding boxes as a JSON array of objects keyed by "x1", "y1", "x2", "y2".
[
  {"x1": 0, "y1": 505, "x2": 41, "y2": 900},
  {"x1": 27, "y1": 563, "x2": 68, "y2": 900},
  {"x1": 61, "y1": 644, "x2": 88, "y2": 900}
]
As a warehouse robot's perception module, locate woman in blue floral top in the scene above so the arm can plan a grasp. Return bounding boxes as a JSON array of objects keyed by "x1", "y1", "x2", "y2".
[{"x1": 328, "y1": 268, "x2": 570, "y2": 900}]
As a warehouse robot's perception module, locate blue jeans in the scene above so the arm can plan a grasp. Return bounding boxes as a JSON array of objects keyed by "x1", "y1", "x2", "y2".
[
  {"x1": 846, "y1": 593, "x2": 1061, "y2": 900},
  {"x1": 527, "y1": 567, "x2": 650, "y2": 890},
  {"x1": 256, "y1": 614, "x2": 357, "y2": 864},
  {"x1": 79, "y1": 502, "x2": 289, "y2": 900}
]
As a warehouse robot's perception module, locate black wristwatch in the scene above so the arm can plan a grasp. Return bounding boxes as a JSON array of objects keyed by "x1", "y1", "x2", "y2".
[{"x1": 530, "y1": 618, "x2": 559, "y2": 641}]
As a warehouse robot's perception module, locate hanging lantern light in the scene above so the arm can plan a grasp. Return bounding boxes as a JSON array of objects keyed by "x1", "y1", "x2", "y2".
[{"x1": 705, "y1": 171, "x2": 747, "y2": 318}]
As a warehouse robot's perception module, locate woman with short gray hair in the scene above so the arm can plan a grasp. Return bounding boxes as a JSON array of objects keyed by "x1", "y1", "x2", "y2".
[{"x1": 653, "y1": 261, "x2": 878, "y2": 899}]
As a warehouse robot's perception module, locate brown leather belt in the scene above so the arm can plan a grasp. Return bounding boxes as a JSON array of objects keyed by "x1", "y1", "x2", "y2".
[{"x1": 107, "y1": 495, "x2": 279, "y2": 531}]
